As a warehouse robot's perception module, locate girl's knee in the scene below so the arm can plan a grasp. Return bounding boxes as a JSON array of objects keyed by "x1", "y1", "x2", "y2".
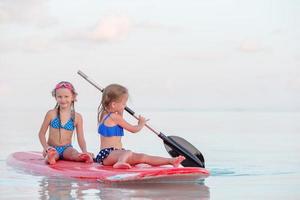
[
  {"x1": 123, "y1": 150, "x2": 132, "y2": 156},
  {"x1": 63, "y1": 147, "x2": 78, "y2": 159},
  {"x1": 123, "y1": 150, "x2": 133, "y2": 157},
  {"x1": 132, "y1": 153, "x2": 147, "y2": 163}
]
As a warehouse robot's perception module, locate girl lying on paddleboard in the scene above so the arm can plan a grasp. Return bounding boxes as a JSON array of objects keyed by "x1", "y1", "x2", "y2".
[
  {"x1": 95, "y1": 84, "x2": 185, "y2": 169},
  {"x1": 38, "y1": 81, "x2": 93, "y2": 165}
]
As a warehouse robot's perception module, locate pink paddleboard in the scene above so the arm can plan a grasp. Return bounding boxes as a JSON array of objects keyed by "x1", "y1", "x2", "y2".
[{"x1": 7, "y1": 151, "x2": 209, "y2": 183}]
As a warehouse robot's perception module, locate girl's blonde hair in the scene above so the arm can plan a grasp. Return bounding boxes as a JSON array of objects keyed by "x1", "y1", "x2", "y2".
[{"x1": 98, "y1": 84, "x2": 128, "y2": 123}]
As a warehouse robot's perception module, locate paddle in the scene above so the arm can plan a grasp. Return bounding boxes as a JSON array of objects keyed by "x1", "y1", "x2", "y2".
[{"x1": 77, "y1": 70, "x2": 205, "y2": 168}]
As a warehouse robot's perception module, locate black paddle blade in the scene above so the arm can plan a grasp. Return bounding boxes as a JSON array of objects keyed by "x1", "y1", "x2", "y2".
[
  {"x1": 158, "y1": 133, "x2": 204, "y2": 167},
  {"x1": 164, "y1": 136, "x2": 205, "y2": 168}
]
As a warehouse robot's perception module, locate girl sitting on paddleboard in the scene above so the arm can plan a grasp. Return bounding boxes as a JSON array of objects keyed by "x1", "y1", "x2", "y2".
[
  {"x1": 38, "y1": 81, "x2": 93, "y2": 165},
  {"x1": 95, "y1": 84, "x2": 185, "y2": 169}
]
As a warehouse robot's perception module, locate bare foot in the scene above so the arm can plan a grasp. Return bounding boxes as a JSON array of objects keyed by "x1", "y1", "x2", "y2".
[
  {"x1": 113, "y1": 162, "x2": 132, "y2": 169},
  {"x1": 78, "y1": 153, "x2": 93, "y2": 163},
  {"x1": 171, "y1": 155, "x2": 185, "y2": 167},
  {"x1": 46, "y1": 148, "x2": 57, "y2": 165}
]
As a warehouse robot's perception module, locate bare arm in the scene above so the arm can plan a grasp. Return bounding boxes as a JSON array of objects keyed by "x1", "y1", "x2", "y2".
[
  {"x1": 38, "y1": 111, "x2": 52, "y2": 152},
  {"x1": 112, "y1": 113, "x2": 148, "y2": 133},
  {"x1": 75, "y1": 113, "x2": 88, "y2": 153}
]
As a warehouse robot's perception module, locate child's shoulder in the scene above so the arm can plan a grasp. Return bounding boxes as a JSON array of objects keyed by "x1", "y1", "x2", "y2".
[
  {"x1": 43, "y1": 109, "x2": 57, "y2": 121},
  {"x1": 110, "y1": 112, "x2": 122, "y2": 120},
  {"x1": 46, "y1": 109, "x2": 57, "y2": 117},
  {"x1": 74, "y1": 112, "x2": 83, "y2": 124},
  {"x1": 74, "y1": 112, "x2": 82, "y2": 119}
]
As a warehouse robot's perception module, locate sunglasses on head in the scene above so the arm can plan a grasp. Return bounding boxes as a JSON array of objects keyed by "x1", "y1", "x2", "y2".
[{"x1": 55, "y1": 82, "x2": 74, "y2": 90}]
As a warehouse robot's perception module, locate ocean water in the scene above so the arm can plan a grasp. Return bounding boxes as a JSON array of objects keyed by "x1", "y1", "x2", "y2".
[{"x1": 0, "y1": 110, "x2": 299, "y2": 199}]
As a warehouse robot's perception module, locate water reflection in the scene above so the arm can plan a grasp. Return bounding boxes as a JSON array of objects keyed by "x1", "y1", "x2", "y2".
[{"x1": 38, "y1": 177, "x2": 210, "y2": 200}]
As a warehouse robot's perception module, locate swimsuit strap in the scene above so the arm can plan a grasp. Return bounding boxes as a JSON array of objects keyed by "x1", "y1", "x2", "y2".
[{"x1": 103, "y1": 112, "x2": 112, "y2": 122}]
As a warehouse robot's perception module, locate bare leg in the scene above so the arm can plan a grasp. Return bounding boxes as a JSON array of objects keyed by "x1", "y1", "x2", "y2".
[
  {"x1": 45, "y1": 148, "x2": 59, "y2": 165},
  {"x1": 63, "y1": 147, "x2": 93, "y2": 163},
  {"x1": 102, "y1": 150, "x2": 132, "y2": 169},
  {"x1": 102, "y1": 150, "x2": 185, "y2": 168},
  {"x1": 128, "y1": 153, "x2": 185, "y2": 167}
]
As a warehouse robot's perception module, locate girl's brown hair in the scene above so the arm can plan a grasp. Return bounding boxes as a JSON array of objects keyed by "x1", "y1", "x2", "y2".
[{"x1": 97, "y1": 84, "x2": 128, "y2": 123}]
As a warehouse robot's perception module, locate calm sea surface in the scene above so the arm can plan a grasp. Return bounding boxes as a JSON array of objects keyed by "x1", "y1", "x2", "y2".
[{"x1": 0, "y1": 110, "x2": 299, "y2": 199}]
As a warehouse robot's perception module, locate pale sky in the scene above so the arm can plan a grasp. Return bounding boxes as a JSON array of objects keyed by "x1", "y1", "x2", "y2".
[{"x1": 0, "y1": 0, "x2": 299, "y2": 111}]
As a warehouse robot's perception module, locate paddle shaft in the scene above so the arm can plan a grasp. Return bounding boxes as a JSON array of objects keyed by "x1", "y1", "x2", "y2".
[
  {"x1": 77, "y1": 70, "x2": 160, "y2": 135},
  {"x1": 77, "y1": 70, "x2": 204, "y2": 167}
]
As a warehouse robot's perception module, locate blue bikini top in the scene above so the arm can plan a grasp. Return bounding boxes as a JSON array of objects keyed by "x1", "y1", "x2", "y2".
[
  {"x1": 98, "y1": 113, "x2": 124, "y2": 137},
  {"x1": 50, "y1": 117, "x2": 75, "y2": 131}
]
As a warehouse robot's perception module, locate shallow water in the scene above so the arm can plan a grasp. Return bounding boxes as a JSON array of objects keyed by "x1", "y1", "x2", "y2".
[{"x1": 0, "y1": 110, "x2": 299, "y2": 199}]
